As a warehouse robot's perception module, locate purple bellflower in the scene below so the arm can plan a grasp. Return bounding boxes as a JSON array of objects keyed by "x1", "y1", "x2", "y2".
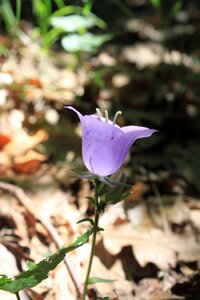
[{"x1": 65, "y1": 106, "x2": 157, "y2": 177}]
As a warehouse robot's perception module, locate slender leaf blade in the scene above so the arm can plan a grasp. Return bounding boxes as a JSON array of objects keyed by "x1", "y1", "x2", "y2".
[{"x1": 150, "y1": 0, "x2": 161, "y2": 9}]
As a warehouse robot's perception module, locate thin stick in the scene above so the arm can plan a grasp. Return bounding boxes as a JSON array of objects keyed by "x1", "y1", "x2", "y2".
[{"x1": 0, "y1": 181, "x2": 82, "y2": 297}]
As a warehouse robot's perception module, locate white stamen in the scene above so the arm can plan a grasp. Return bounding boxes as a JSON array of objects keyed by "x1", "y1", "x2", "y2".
[
  {"x1": 96, "y1": 108, "x2": 102, "y2": 120},
  {"x1": 104, "y1": 110, "x2": 109, "y2": 122},
  {"x1": 113, "y1": 111, "x2": 122, "y2": 125}
]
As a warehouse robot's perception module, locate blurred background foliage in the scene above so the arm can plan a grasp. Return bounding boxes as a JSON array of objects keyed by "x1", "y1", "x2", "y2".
[{"x1": 0, "y1": 0, "x2": 200, "y2": 198}]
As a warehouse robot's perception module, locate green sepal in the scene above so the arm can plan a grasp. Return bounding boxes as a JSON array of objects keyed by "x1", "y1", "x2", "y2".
[
  {"x1": 105, "y1": 177, "x2": 131, "y2": 188},
  {"x1": 86, "y1": 196, "x2": 96, "y2": 206},
  {"x1": 87, "y1": 276, "x2": 116, "y2": 285},
  {"x1": 70, "y1": 169, "x2": 97, "y2": 180},
  {"x1": 95, "y1": 183, "x2": 108, "y2": 197}
]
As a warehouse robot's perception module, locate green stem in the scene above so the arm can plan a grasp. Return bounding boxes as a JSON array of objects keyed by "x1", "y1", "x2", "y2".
[
  {"x1": 16, "y1": 292, "x2": 21, "y2": 300},
  {"x1": 82, "y1": 182, "x2": 100, "y2": 300}
]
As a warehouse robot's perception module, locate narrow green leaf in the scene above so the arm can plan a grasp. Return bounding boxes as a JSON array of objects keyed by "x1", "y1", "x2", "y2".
[
  {"x1": 110, "y1": 191, "x2": 132, "y2": 205},
  {"x1": 33, "y1": 0, "x2": 47, "y2": 18},
  {"x1": 87, "y1": 277, "x2": 116, "y2": 285},
  {"x1": 112, "y1": 0, "x2": 133, "y2": 17},
  {"x1": 42, "y1": 27, "x2": 63, "y2": 48},
  {"x1": 1, "y1": 0, "x2": 16, "y2": 32},
  {"x1": 77, "y1": 217, "x2": 94, "y2": 225},
  {"x1": 169, "y1": 0, "x2": 183, "y2": 18},
  {"x1": 86, "y1": 196, "x2": 96, "y2": 206},
  {"x1": 51, "y1": 6, "x2": 81, "y2": 17},
  {"x1": 150, "y1": 0, "x2": 160, "y2": 9},
  {"x1": 15, "y1": 0, "x2": 21, "y2": 27},
  {"x1": 54, "y1": 0, "x2": 65, "y2": 8},
  {"x1": 82, "y1": 0, "x2": 93, "y2": 16},
  {"x1": 44, "y1": 0, "x2": 52, "y2": 16},
  {"x1": 0, "y1": 229, "x2": 93, "y2": 293}
]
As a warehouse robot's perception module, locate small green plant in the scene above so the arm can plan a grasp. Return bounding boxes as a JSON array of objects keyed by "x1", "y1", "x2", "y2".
[
  {"x1": 32, "y1": 0, "x2": 65, "y2": 49},
  {"x1": 0, "y1": 0, "x2": 21, "y2": 37},
  {"x1": 0, "y1": 107, "x2": 156, "y2": 300},
  {"x1": 150, "y1": 0, "x2": 183, "y2": 20},
  {"x1": 0, "y1": 229, "x2": 94, "y2": 299},
  {"x1": 50, "y1": 3, "x2": 109, "y2": 54},
  {"x1": 32, "y1": 0, "x2": 108, "y2": 53}
]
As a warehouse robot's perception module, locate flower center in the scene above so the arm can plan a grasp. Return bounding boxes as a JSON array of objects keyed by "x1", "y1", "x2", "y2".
[{"x1": 96, "y1": 108, "x2": 122, "y2": 125}]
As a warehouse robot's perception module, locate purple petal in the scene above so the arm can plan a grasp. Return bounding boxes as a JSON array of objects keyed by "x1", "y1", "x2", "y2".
[
  {"x1": 65, "y1": 106, "x2": 84, "y2": 123},
  {"x1": 65, "y1": 106, "x2": 157, "y2": 177},
  {"x1": 113, "y1": 126, "x2": 157, "y2": 168},
  {"x1": 82, "y1": 116, "x2": 123, "y2": 176},
  {"x1": 122, "y1": 125, "x2": 157, "y2": 139}
]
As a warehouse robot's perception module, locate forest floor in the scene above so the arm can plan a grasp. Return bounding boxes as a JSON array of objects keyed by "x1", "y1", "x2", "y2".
[{"x1": 0, "y1": 20, "x2": 200, "y2": 300}]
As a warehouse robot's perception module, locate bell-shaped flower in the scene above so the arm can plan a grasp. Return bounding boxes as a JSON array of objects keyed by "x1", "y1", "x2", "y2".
[{"x1": 65, "y1": 106, "x2": 157, "y2": 177}]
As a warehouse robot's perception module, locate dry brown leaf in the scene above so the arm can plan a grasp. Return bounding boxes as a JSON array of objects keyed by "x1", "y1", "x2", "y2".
[
  {"x1": 0, "y1": 133, "x2": 11, "y2": 150},
  {"x1": 133, "y1": 278, "x2": 180, "y2": 300},
  {"x1": 0, "y1": 243, "x2": 19, "y2": 300},
  {"x1": 45, "y1": 264, "x2": 76, "y2": 300},
  {"x1": 5, "y1": 129, "x2": 48, "y2": 157},
  {"x1": 90, "y1": 256, "x2": 134, "y2": 300},
  {"x1": 0, "y1": 110, "x2": 48, "y2": 176},
  {"x1": 102, "y1": 223, "x2": 200, "y2": 270},
  {"x1": 12, "y1": 150, "x2": 47, "y2": 174},
  {"x1": 171, "y1": 272, "x2": 200, "y2": 299},
  {"x1": 12, "y1": 159, "x2": 43, "y2": 174},
  {"x1": 0, "y1": 194, "x2": 35, "y2": 257},
  {"x1": 122, "y1": 43, "x2": 163, "y2": 68},
  {"x1": 190, "y1": 209, "x2": 200, "y2": 228},
  {"x1": 150, "y1": 196, "x2": 189, "y2": 228},
  {"x1": 28, "y1": 77, "x2": 42, "y2": 88},
  {"x1": 126, "y1": 182, "x2": 149, "y2": 203}
]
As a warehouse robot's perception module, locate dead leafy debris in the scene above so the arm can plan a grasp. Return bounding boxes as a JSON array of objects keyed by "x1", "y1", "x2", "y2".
[{"x1": 0, "y1": 8, "x2": 200, "y2": 298}]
